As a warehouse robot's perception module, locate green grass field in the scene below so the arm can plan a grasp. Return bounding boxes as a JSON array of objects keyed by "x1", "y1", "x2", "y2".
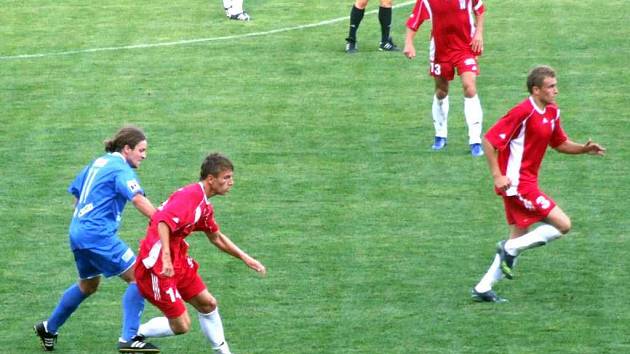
[{"x1": 1, "y1": 0, "x2": 628, "y2": 353}]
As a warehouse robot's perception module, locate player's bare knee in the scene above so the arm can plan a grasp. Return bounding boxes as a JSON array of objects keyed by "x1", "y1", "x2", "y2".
[
  {"x1": 197, "y1": 298, "x2": 218, "y2": 314},
  {"x1": 81, "y1": 287, "x2": 98, "y2": 296},
  {"x1": 354, "y1": 0, "x2": 368, "y2": 9},
  {"x1": 172, "y1": 324, "x2": 190, "y2": 335},
  {"x1": 463, "y1": 85, "x2": 477, "y2": 98},
  {"x1": 559, "y1": 219, "x2": 572, "y2": 234},
  {"x1": 380, "y1": 0, "x2": 393, "y2": 7},
  {"x1": 435, "y1": 89, "x2": 448, "y2": 99},
  {"x1": 79, "y1": 281, "x2": 99, "y2": 295},
  {"x1": 171, "y1": 318, "x2": 191, "y2": 335}
]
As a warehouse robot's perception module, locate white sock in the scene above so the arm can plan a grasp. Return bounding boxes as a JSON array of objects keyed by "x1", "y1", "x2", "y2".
[
  {"x1": 222, "y1": 0, "x2": 232, "y2": 9},
  {"x1": 474, "y1": 254, "x2": 504, "y2": 293},
  {"x1": 505, "y1": 224, "x2": 562, "y2": 256},
  {"x1": 138, "y1": 317, "x2": 175, "y2": 338},
  {"x1": 464, "y1": 94, "x2": 483, "y2": 144},
  {"x1": 432, "y1": 95, "x2": 449, "y2": 138},
  {"x1": 198, "y1": 309, "x2": 230, "y2": 352},
  {"x1": 228, "y1": 0, "x2": 243, "y2": 14}
]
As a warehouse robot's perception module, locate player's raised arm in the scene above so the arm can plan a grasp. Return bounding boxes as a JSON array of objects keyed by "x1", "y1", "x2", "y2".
[
  {"x1": 206, "y1": 230, "x2": 266, "y2": 275},
  {"x1": 554, "y1": 138, "x2": 606, "y2": 156},
  {"x1": 132, "y1": 193, "x2": 156, "y2": 218}
]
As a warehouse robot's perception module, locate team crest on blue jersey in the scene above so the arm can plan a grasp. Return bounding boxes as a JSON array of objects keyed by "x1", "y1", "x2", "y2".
[{"x1": 127, "y1": 179, "x2": 141, "y2": 193}]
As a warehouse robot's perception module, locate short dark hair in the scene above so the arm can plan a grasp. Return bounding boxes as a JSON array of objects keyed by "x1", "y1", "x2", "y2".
[
  {"x1": 526, "y1": 65, "x2": 556, "y2": 94},
  {"x1": 200, "y1": 153, "x2": 234, "y2": 180},
  {"x1": 104, "y1": 125, "x2": 146, "y2": 153}
]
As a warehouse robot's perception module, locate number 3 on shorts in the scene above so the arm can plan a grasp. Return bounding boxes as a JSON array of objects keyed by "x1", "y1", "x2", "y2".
[
  {"x1": 431, "y1": 63, "x2": 441, "y2": 76},
  {"x1": 535, "y1": 196, "x2": 551, "y2": 210},
  {"x1": 166, "y1": 287, "x2": 182, "y2": 302}
]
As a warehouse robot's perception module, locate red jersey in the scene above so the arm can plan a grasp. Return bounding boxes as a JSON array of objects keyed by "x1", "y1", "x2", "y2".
[
  {"x1": 485, "y1": 97, "x2": 568, "y2": 196},
  {"x1": 406, "y1": 0, "x2": 485, "y2": 62},
  {"x1": 138, "y1": 182, "x2": 219, "y2": 274}
]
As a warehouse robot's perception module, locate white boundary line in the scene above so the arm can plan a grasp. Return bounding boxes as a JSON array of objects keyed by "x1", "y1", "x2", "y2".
[{"x1": 0, "y1": 1, "x2": 415, "y2": 61}]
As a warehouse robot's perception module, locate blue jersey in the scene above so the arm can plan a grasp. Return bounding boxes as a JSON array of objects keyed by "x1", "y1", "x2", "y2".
[{"x1": 68, "y1": 152, "x2": 144, "y2": 250}]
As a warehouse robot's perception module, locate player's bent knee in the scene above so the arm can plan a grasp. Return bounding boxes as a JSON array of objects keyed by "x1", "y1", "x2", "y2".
[
  {"x1": 196, "y1": 298, "x2": 218, "y2": 314},
  {"x1": 464, "y1": 87, "x2": 477, "y2": 98},
  {"x1": 171, "y1": 317, "x2": 191, "y2": 335},
  {"x1": 559, "y1": 219, "x2": 572, "y2": 235},
  {"x1": 79, "y1": 280, "x2": 100, "y2": 295},
  {"x1": 354, "y1": 0, "x2": 369, "y2": 9},
  {"x1": 435, "y1": 89, "x2": 448, "y2": 99}
]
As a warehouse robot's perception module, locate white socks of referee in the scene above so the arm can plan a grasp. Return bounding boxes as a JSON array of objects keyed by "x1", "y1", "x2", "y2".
[
  {"x1": 432, "y1": 95, "x2": 449, "y2": 138},
  {"x1": 464, "y1": 94, "x2": 483, "y2": 145}
]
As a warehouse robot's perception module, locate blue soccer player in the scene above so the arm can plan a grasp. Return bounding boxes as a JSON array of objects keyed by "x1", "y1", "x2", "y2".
[{"x1": 34, "y1": 125, "x2": 160, "y2": 353}]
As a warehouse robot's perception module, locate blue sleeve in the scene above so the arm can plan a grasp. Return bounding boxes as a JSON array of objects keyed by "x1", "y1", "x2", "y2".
[
  {"x1": 114, "y1": 168, "x2": 144, "y2": 201},
  {"x1": 68, "y1": 165, "x2": 89, "y2": 198}
]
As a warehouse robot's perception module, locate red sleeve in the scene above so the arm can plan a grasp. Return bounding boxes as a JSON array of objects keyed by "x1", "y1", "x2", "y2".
[
  {"x1": 194, "y1": 207, "x2": 219, "y2": 234},
  {"x1": 152, "y1": 189, "x2": 195, "y2": 233},
  {"x1": 473, "y1": 0, "x2": 485, "y2": 15},
  {"x1": 406, "y1": 0, "x2": 430, "y2": 31},
  {"x1": 485, "y1": 102, "x2": 530, "y2": 150},
  {"x1": 549, "y1": 108, "x2": 569, "y2": 148}
]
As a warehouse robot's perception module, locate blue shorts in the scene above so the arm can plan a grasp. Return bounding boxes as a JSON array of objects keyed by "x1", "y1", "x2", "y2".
[{"x1": 72, "y1": 239, "x2": 136, "y2": 279}]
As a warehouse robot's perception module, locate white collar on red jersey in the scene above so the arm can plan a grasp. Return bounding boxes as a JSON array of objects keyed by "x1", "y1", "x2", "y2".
[
  {"x1": 197, "y1": 182, "x2": 211, "y2": 205},
  {"x1": 529, "y1": 96, "x2": 546, "y2": 114}
]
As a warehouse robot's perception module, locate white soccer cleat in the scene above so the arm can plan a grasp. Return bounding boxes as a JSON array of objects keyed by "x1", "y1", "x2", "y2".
[
  {"x1": 229, "y1": 12, "x2": 250, "y2": 21},
  {"x1": 213, "y1": 342, "x2": 231, "y2": 354}
]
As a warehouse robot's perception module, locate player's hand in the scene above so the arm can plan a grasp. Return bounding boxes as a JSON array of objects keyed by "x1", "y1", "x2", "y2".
[
  {"x1": 245, "y1": 257, "x2": 267, "y2": 276},
  {"x1": 403, "y1": 42, "x2": 416, "y2": 59},
  {"x1": 583, "y1": 139, "x2": 606, "y2": 156},
  {"x1": 161, "y1": 258, "x2": 175, "y2": 277},
  {"x1": 494, "y1": 175, "x2": 511, "y2": 193},
  {"x1": 470, "y1": 33, "x2": 483, "y2": 54}
]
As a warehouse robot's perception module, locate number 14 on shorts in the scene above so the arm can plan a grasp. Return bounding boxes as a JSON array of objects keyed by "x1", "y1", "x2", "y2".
[{"x1": 166, "y1": 287, "x2": 181, "y2": 302}]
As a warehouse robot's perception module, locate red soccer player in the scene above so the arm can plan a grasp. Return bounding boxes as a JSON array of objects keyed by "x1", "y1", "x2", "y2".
[
  {"x1": 403, "y1": 0, "x2": 485, "y2": 156},
  {"x1": 472, "y1": 65, "x2": 605, "y2": 302},
  {"x1": 134, "y1": 153, "x2": 266, "y2": 353}
]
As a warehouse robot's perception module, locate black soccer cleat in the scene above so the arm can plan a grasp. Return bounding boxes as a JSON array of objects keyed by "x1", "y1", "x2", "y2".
[
  {"x1": 471, "y1": 288, "x2": 508, "y2": 303},
  {"x1": 378, "y1": 37, "x2": 400, "y2": 52},
  {"x1": 34, "y1": 321, "x2": 57, "y2": 351},
  {"x1": 345, "y1": 38, "x2": 358, "y2": 54},
  {"x1": 118, "y1": 335, "x2": 160, "y2": 353},
  {"x1": 497, "y1": 240, "x2": 516, "y2": 279}
]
